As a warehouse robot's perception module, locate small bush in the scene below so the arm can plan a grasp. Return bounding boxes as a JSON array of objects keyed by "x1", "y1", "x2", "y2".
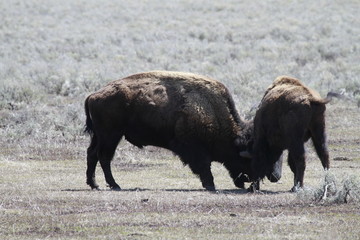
[{"x1": 297, "y1": 172, "x2": 360, "y2": 204}]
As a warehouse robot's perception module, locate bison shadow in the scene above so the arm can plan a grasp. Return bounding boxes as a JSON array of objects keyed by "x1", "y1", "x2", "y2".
[{"x1": 61, "y1": 188, "x2": 285, "y2": 195}]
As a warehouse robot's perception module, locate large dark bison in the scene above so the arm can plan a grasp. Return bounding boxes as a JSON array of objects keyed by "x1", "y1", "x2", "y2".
[
  {"x1": 245, "y1": 76, "x2": 330, "y2": 192},
  {"x1": 84, "y1": 71, "x2": 256, "y2": 191}
]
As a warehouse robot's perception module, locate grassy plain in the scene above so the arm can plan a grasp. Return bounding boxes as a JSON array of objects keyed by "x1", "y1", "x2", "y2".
[{"x1": 1, "y1": 0, "x2": 360, "y2": 239}]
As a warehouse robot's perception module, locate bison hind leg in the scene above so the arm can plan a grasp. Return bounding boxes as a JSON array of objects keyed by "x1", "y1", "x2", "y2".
[
  {"x1": 98, "y1": 142, "x2": 122, "y2": 190},
  {"x1": 310, "y1": 122, "x2": 330, "y2": 170},
  {"x1": 288, "y1": 144, "x2": 306, "y2": 192},
  {"x1": 93, "y1": 132, "x2": 123, "y2": 190},
  {"x1": 86, "y1": 134, "x2": 100, "y2": 190}
]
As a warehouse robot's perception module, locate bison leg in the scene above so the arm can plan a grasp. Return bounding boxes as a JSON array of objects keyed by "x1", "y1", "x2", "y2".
[
  {"x1": 186, "y1": 154, "x2": 215, "y2": 191},
  {"x1": 288, "y1": 146, "x2": 306, "y2": 192},
  {"x1": 190, "y1": 163, "x2": 215, "y2": 191},
  {"x1": 310, "y1": 122, "x2": 330, "y2": 170},
  {"x1": 86, "y1": 134, "x2": 99, "y2": 189},
  {"x1": 97, "y1": 134, "x2": 122, "y2": 190},
  {"x1": 172, "y1": 142, "x2": 215, "y2": 191}
]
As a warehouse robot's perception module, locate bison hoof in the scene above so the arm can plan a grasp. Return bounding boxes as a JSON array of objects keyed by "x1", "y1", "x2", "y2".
[
  {"x1": 247, "y1": 182, "x2": 259, "y2": 193},
  {"x1": 204, "y1": 185, "x2": 216, "y2": 191},
  {"x1": 290, "y1": 186, "x2": 301, "y2": 193},
  {"x1": 109, "y1": 185, "x2": 121, "y2": 191},
  {"x1": 87, "y1": 182, "x2": 99, "y2": 190}
]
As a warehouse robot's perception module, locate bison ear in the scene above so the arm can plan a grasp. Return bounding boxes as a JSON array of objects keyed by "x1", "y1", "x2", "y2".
[{"x1": 240, "y1": 151, "x2": 252, "y2": 158}]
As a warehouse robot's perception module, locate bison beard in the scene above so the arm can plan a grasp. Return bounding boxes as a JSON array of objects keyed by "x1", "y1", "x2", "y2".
[
  {"x1": 249, "y1": 76, "x2": 330, "y2": 192},
  {"x1": 84, "y1": 71, "x2": 254, "y2": 191}
]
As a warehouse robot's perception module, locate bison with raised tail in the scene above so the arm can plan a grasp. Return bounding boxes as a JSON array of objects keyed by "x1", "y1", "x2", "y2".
[
  {"x1": 246, "y1": 76, "x2": 330, "y2": 192},
  {"x1": 84, "y1": 71, "x2": 255, "y2": 191}
]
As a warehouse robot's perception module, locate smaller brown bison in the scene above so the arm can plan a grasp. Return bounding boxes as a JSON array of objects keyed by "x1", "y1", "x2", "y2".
[
  {"x1": 244, "y1": 76, "x2": 330, "y2": 192},
  {"x1": 84, "y1": 71, "x2": 255, "y2": 191}
]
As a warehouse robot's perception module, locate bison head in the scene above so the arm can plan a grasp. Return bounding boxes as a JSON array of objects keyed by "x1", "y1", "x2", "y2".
[{"x1": 240, "y1": 132, "x2": 283, "y2": 182}]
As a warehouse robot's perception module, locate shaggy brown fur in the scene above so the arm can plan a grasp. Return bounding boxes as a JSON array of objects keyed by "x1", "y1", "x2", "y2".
[
  {"x1": 84, "y1": 71, "x2": 253, "y2": 191},
  {"x1": 250, "y1": 76, "x2": 330, "y2": 192}
]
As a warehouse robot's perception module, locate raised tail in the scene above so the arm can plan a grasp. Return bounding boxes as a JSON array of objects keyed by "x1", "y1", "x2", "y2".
[
  {"x1": 311, "y1": 93, "x2": 333, "y2": 105},
  {"x1": 84, "y1": 96, "x2": 93, "y2": 135},
  {"x1": 315, "y1": 96, "x2": 332, "y2": 105}
]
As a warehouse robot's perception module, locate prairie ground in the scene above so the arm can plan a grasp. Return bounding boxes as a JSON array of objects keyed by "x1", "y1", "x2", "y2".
[{"x1": 1, "y1": 0, "x2": 360, "y2": 239}]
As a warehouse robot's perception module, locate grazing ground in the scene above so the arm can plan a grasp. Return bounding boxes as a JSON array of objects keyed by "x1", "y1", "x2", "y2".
[{"x1": 0, "y1": 0, "x2": 360, "y2": 239}]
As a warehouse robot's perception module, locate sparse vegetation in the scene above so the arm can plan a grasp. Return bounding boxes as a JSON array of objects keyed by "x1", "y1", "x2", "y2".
[
  {"x1": 297, "y1": 172, "x2": 360, "y2": 204},
  {"x1": 1, "y1": 0, "x2": 359, "y2": 239}
]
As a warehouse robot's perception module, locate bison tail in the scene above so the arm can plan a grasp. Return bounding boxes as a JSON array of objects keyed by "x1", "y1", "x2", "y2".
[
  {"x1": 84, "y1": 97, "x2": 93, "y2": 136},
  {"x1": 311, "y1": 95, "x2": 332, "y2": 105}
]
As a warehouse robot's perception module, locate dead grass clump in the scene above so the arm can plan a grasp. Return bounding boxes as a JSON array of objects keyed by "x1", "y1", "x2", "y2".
[{"x1": 297, "y1": 172, "x2": 360, "y2": 204}]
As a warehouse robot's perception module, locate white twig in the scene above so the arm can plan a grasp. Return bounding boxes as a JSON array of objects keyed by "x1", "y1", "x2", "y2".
[{"x1": 321, "y1": 184, "x2": 331, "y2": 201}]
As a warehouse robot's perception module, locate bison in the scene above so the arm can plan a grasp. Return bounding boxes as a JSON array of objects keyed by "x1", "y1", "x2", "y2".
[
  {"x1": 245, "y1": 76, "x2": 330, "y2": 192},
  {"x1": 84, "y1": 71, "x2": 257, "y2": 191}
]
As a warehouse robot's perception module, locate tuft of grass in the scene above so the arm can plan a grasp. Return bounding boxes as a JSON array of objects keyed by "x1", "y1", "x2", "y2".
[{"x1": 297, "y1": 172, "x2": 360, "y2": 204}]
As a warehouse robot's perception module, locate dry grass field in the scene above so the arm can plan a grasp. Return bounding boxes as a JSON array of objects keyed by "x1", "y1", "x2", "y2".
[{"x1": 1, "y1": 0, "x2": 360, "y2": 239}]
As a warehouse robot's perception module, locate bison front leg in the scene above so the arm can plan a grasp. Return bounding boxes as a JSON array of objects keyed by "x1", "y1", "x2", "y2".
[
  {"x1": 188, "y1": 160, "x2": 215, "y2": 191},
  {"x1": 175, "y1": 144, "x2": 216, "y2": 191}
]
